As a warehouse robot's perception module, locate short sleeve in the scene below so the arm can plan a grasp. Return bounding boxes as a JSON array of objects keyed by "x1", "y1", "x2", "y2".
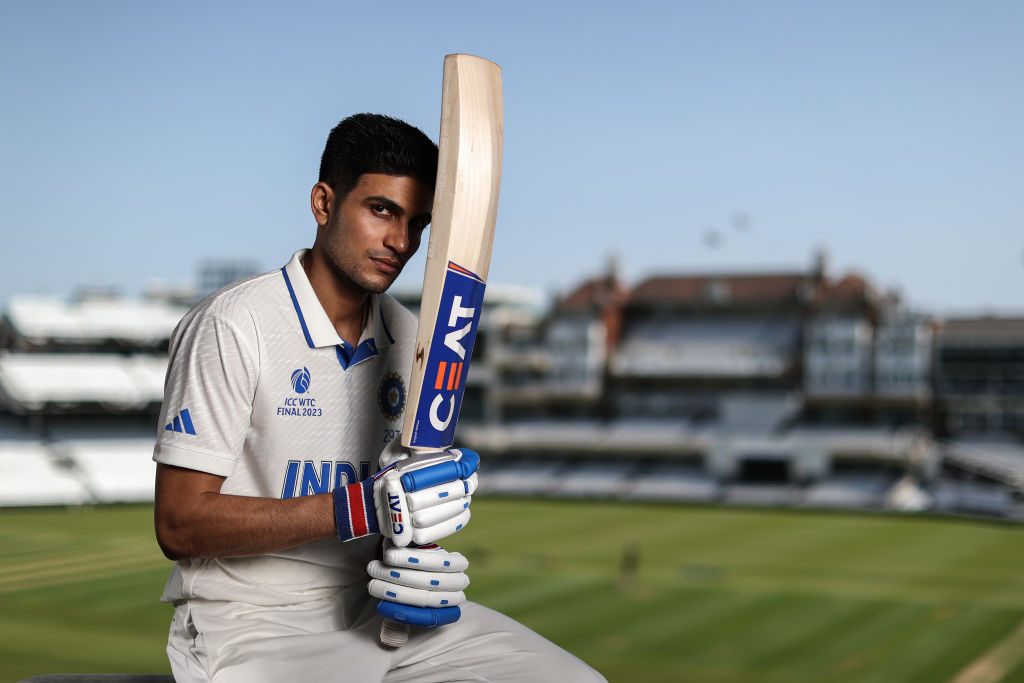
[{"x1": 153, "y1": 307, "x2": 259, "y2": 477}]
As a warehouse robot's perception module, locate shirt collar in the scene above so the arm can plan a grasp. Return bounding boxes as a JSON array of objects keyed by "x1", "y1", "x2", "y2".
[{"x1": 280, "y1": 249, "x2": 395, "y2": 351}]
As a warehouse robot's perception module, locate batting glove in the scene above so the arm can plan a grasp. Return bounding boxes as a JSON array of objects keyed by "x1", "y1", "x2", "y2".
[
  {"x1": 332, "y1": 448, "x2": 479, "y2": 547},
  {"x1": 370, "y1": 540, "x2": 469, "y2": 628}
]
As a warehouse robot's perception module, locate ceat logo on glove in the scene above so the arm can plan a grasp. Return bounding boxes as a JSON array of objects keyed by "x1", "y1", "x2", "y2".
[{"x1": 388, "y1": 493, "x2": 404, "y2": 535}]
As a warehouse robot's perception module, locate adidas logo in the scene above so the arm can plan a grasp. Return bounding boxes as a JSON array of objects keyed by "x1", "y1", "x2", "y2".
[{"x1": 165, "y1": 408, "x2": 197, "y2": 435}]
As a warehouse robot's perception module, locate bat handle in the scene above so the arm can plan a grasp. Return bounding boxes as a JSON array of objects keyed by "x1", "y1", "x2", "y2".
[{"x1": 380, "y1": 619, "x2": 409, "y2": 647}]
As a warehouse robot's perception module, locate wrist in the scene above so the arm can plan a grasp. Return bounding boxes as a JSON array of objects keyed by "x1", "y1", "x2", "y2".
[{"x1": 333, "y1": 479, "x2": 380, "y2": 541}]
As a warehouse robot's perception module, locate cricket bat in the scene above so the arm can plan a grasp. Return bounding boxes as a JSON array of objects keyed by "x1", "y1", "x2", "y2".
[{"x1": 379, "y1": 53, "x2": 503, "y2": 647}]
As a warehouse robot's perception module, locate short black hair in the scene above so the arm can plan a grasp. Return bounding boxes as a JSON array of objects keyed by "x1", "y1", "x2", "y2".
[{"x1": 319, "y1": 114, "x2": 438, "y2": 202}]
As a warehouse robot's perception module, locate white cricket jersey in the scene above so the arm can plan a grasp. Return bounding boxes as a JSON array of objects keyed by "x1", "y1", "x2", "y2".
[{"x1": 154, "y1": 249, "x2": 416, "y2": 605}]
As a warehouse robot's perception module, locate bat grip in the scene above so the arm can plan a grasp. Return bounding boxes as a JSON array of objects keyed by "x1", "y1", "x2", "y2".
[
  {"x1": 380, "y1": 619, "x2": 409, "y2": 647},
  {"x1": 400, "y1": 449, "x2": 479, "y2": 492},
  {"x1": 401, "y1": 461, "x2": 461, "y2": 492}
]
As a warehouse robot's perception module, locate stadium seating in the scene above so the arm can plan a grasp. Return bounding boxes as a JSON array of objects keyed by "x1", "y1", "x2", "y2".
[
  {"x1": 803, "y1": 471, "x2": 896, "y2": 509},
  {"x1": 5, "y1": 294, "x2": 185, "y2": 347},
  {"x1": 550, "y1": 461, "x2": 638, "y2": 498},
  {"x1": 0, "y1": 353, "x2": 166, "y2": 410},
  {"x1": 624, "y1": 463, "x2": 719, "y2": 502},
  {"x1": 613, "y1": 319, "x2": 799, "y2": 377},
  {"x1": 0, "y1": 439, "x2": 90, "y2": 506},
  {"x1": 723, "y1": 482, "x2": 801, "y2": 507},
  {"x1": 478, "y1": 458, "x2": 565, "y2": 496},
  {"x1": 58, "y1": 445, "x2": 155, "y2": 503},
  {"x1": 944, "y1": 440, "x2": 1024, "y2": 491},
  {"x1": 932, "y1": 479, "x2": 1015, "y2": 517}
]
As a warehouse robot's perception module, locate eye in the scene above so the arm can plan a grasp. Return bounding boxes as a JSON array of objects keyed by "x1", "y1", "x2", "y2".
[{"x1": 371, "y1": 203, "x2": 391, "y2": 217}]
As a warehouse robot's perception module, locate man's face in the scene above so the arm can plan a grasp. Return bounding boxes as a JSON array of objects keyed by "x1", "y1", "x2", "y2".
[{"x1": 316, "y1": 173, "x2": 433, "y2": 294}]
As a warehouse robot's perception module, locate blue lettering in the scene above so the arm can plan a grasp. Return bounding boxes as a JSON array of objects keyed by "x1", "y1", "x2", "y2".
[
  {"x1": 283, "y1": 459, "x2": 374, "y2": 499},
  {"x1": 333, "y1": 462, "x2": 358, "y2": 488},
  {"x1": 301, "y1": 461, "x2": 332, "y2": 495},
  {"x1": 281, "y1": 460, "x2": 300, "y2": 499}
]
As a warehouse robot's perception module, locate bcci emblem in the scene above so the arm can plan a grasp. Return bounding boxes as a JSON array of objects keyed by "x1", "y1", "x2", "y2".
[
  {"x1": 290, "y1": 367, "x2": 312, "y2": 394},
  {"x1": 378, "y1": 372, "x2": 405, "y2": 421}
]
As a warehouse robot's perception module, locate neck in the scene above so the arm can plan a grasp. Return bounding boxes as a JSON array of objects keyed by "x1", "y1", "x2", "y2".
[{"x1": 302, "y1": 246, "x2": 368, "y2": 345}]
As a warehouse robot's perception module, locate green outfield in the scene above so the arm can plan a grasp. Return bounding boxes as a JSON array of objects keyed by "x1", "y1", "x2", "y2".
[{"x1": 1, "y1": 501, "x2": 1022, "y2": 683}]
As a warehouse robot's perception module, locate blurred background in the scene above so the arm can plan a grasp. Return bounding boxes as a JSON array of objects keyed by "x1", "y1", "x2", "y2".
[{"x1": 1, "y1": 1, "x2": 1022, "y2": 681}]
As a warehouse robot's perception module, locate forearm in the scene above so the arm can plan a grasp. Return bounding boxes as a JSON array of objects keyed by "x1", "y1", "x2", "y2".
[{"x1": 158, "y1": 489, "x2": 337, "y2": 560}]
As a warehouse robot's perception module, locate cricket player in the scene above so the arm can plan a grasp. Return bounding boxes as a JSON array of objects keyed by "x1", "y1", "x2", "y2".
[{"x1": 153, "y1": 114, "x2": 604, "y2": 682}]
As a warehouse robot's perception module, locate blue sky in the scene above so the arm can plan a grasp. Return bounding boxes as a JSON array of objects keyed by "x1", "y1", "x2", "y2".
[{"x1": 1, "y1": 1, "x2": 1021, "y2": 314}]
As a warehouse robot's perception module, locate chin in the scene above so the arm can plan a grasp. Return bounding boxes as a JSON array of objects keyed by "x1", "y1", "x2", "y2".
[{"x1": 357, "y1": 272, "x2": 397, "y2": 295}]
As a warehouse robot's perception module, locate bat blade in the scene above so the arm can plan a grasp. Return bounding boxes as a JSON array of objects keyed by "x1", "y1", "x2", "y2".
[{"x1": 402, "y1": 54, "x2": 503, "y2": 452}]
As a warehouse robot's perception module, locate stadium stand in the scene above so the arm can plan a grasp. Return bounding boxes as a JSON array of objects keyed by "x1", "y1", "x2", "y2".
[
  {"x1": 943, "y1": 439, "x2": 1024, "y2": 492},
  {"x1": 49, "y1": 424, "x2": 157, "y2": 503},
  {"x1": 786, "y1": 426, "x2": 929, "y2": 465},
  {"x1": 932, "y1": 479, "x2": 1015, "y2": 517},
  {"x1": 723, "y1": 482, "x2": 802, "y2": 507},
  {"x1": 0, "y1": 439, "x2": 90, "y2": 506},
  {"x1": 462, "y1": 420, "x2": 709, "y2": 457},
  {"x1": 624, "y1": 462, "x2": 719, "y2": 502},
  {"x1": 2, "y1": 267, "x2": 1022, "y2": 526},
  {"x1": 3, "y1": 294, "x2": 185, "y2": 349},
  {"x1": 613, "y1": 319, "x2": 800, "y2": 378},
  {"x1": 477, "y1": 458, "x2": 566, "y2": 496},
  {"x1": 0, "y1": 353, "x2": 167, "y2": 411},
  {"x1": 550, "y1": 460, "x2": 639, "y2": 498},
  {"x1": 802, "y1": 470, "x2": 897, "y2": 509}
]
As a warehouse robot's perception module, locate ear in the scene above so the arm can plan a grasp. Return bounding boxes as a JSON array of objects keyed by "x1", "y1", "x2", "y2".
[{"x1": 311, "y1": 182, "x2": 335, "y2": 228}]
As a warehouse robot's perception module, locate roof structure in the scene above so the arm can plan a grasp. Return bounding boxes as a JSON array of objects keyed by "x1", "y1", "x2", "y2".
[
  {"x1": 628, "y1": 271, "x2": 813, "y2": 309},
  {"x1": 937, "y1": 317, "x2": 1024, "y2": 347},
  {"x1": 556, "y1": 273, "x2": 626, "y2": 314}
]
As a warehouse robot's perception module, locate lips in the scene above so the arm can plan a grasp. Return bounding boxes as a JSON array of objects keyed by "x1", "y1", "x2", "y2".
[{"x1": 371, "y1": 257, "x2": 401, "y2": 275}]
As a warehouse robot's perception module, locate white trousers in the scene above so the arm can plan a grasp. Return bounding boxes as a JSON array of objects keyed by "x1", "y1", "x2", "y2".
[{"x1": 166, "y1": 587, "x2": 605, "y2": 683}]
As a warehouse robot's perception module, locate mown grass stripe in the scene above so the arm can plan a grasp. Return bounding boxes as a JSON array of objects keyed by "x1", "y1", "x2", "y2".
[{"x1": 0, "y1": 553, "x2": 167, "y2": 594}]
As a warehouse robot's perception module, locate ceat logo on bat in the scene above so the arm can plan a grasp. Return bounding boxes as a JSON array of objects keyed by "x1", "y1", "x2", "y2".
[{"x1": 409, "y1": 261, "x2": 486, "y2": 449}]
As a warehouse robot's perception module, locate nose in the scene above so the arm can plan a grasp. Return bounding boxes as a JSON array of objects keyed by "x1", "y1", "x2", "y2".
[{"x1": 384, "y1": 220, "x2": 412, "y2": 257}]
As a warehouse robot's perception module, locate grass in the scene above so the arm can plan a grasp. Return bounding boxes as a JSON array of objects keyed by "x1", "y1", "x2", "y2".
[{"x1": 1, "y1": 501, "x2": 1022, "y2": 682}]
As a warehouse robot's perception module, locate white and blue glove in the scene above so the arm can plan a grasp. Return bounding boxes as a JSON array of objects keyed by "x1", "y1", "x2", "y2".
[
  {"x1": 370, "y1": 540, "x2": 470, "y2": 628},
  {"x1": 332, "y1": 448, "x2": 479, "y2": 547}
]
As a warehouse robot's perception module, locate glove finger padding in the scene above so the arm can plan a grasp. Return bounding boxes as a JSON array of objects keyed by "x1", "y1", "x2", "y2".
[
  {"x1": 383, "y1": 542, "x2": 470, "y2": 572},
  {"x1": 407, "y1": 473, "x2": 478, "y2": 512},
  {"x1": 412, "y1": 496, "x2": 471, "y2": 528},
  {"x1": 412, "y1": 508, "x2": 471, "y2": 546},
  {"x1": 367, "y1": 560, "x2": 470, "y2": 591},
  {"x1": 368, "y1": 579, "x2": 465, "y2": 608}
]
